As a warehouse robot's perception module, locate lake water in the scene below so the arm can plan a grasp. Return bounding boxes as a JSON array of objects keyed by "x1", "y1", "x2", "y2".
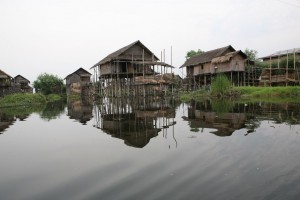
[{"x1": 0, "y1": 98, "x2": 300, "y2": 200}]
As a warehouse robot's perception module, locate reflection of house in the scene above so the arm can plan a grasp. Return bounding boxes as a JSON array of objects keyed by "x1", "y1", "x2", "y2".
[
  {"x1": 186, "y1": 109, "x2": 246, "y2": 137},
  {"x1": 180, "y1": 45, "x2": 247, "y2": 90},
  {"x1": 95, "y1": 97, "x2": 177, "y2": 148},
  {"x1": 90, "y1": 40, "x2": 174, "y2": 97},
  {"x1": 67, "y1": 99, "x2": 93, "y2": 125},
  {"x1": 102, "y1": 113, "x2": 160, "y2": 148},
  {"x1": 65, "y1": 68, "x2": 92, "y2": 95},
  {"x1": 14, "y1": 75, "x2": 33, "y2": 93},
  {"x1": 0, "y1": 69, "x2": 13, "y2": 96}
]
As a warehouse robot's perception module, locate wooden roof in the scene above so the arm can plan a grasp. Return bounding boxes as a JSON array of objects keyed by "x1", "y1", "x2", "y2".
[
  {"x1": 91, "y1": 40, "x2": 159, "y2": 69},
  {"x1": 65, "y1": 68, "x2": 91, "y2": 79},
  {"x1": 14, "y1": 75, "x2": 30, "y2": 83},
  {"x1": 180, "y1": 45, "x2": 236, "y2": 68},
  {"x1": 0, "y1": 69, "x2": 12, "y2": 79}
]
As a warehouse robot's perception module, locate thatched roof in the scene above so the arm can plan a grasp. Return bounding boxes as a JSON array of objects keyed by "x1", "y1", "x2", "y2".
[
  {"x1": 65, "y1": 68, "x2": 91, "y2": 79},
  {"x1": 180, "y1": 45, "x2": 235, "y2": 68},
  {"x1": 211, "y1": 50, "x2": 247, "y2": 64},
  {"x1": 0, "y1": 69, "x2": 12, "y2": 79},
  {"x1": 91, "y1": 40, "x2": 159, "y2": 69},
  {"x1": 132, "y1": 61, "x2": 174, "y2": 68},
  {"x1": 14, "y1": 75, "x2": 30, "y2": 83}
]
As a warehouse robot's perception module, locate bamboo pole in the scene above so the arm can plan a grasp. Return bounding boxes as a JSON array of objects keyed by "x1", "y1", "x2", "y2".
[
  {"x1": 286, "y1": 50, "x2": 288, "y2": 86},
  {"x1": 269, "y1": 56, "x2": 271, "y2": 86}
]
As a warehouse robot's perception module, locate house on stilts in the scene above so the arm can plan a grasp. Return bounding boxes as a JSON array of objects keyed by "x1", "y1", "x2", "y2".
[
  {"x1": 90, "y1": 40, "x2": 174, "y2": 97},
  {"x1": 14, "y1": 75, "x2": 33, "y2": 93},
  {"x1": 0, "y1": 69, "x2": 13, "y2": 97},
  {"x1": 180, "y1": 45, "x2": 249, "y2": 90},
  {"x1": 65, "y1": 68, "x2": 92, "y2": 96},
  {"x1": 259, "y1": 48, "x2": 300, "y2": 86}
]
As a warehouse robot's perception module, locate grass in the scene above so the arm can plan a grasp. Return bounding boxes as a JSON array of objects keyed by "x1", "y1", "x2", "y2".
[
  {"x1": 235, "y1": 86, "x2": 300, "y2": 99},
  {"x1": 180, "y1": 86, "x2": 300, "y2": 102},
  {"x1": 180, "y1": 89, "x2": 209, "y2": 102},
  {"x1": 0, "y1": 93, "x2": 63, "y2": 108},
  {"x1": 46, "y1": 94, "x2": 62, "y2": 102}
]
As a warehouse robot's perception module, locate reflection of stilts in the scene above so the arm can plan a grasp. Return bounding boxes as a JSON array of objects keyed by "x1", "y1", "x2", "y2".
[{"x1": 93, "y1": 97, "x2": 179, "y2": 148}]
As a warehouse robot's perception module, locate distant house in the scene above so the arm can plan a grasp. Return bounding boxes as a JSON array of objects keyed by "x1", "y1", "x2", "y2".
[
  {"x1": 14, "y1": 75, "x2": 33, "y2": 93},
  {"x1": 65, "y1": 68, "x2": 92, "y2": 95},
  {"x1": 0, "y1": 69, "x2": 13, "y2": 97},
  {"x1": 180, "y1": 45, "x2": 247, "y2": 90},
  {"x1": 260, "y1": 48, "x2": 300, "y2": 63},
  {"x1": 259, "y1": 48, "x2": 300, "y2": 86}
]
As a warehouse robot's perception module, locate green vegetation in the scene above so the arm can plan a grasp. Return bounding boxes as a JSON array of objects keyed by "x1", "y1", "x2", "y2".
[
  {"x1": 234, "y1": 86, "x2": 300, "y2": 99},
  {"x1": 256, "y1": 56, "x2": 300, "y2": 69},
  {"x1": 211, "y1": 74, "x2": 232, "y2": 96},
  {"x1": 180, "y1": 86, "x2": 300, "y2": 102},
  {"x1": 180, "y1": 89, "x2": 209, "y2": 102},
  {"x1": 46, "y1": 94, "x2": 62, "y2": 102},
  {"x1": 211, "y1": 99, "x2": 234, "y2": 114},
  {"x1": 0, "y1": 93, "x2": 64, "y2": 108},
  {"x1": 185, "y1": 49, "x2": 204, "y2": 59},
  {"x1": 0, "y1": 93, "x2": 46, "y2": 107},
  {"x1": 244, "y1": 48, "x2": 259, "y2": 61},
  {"x1": 33, "y1": 73, "x2": 65, "y2": 95}
]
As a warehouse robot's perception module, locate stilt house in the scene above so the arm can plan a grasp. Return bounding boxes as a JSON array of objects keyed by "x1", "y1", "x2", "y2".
[
  {"x1": 14, "y1": 75, "x2": 33, "y2": 93},
  {"x1": 259, "y1": 48, "x2": 300, "y2": 86},
  {"x1": 0, "y1": 69, "x2": 13, "y2": 97},
  {"x1": 180, "y1": 45, "x2": 247, "y2": 90},
  {"x1": 65, "y1": 68, "x2": 92, "y2": 95},
  {"x1": 90, "y1": 40, "x2": 174, "y2": 97}
]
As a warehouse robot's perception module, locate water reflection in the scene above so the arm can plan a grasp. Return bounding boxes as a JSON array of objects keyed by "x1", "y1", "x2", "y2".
[
  {"x1": 67, "y1": 98, "x2": 93, "y2": 125},
  {"x1": 39, "y1": 101, "x2": 66, "y2": 121},
  {"x1": 184, "y1": 100, "x2": 300, "y2": 137},
  {"x1": 93, "y1": 97, "x2": 178, "y2": 148},
  {"x1": 0, "y1": 106, "x2": 43, "y2": 133}
]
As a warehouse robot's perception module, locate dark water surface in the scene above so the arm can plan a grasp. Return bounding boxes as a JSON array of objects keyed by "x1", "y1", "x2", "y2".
[{"x1": 0, "y1": 99, "x2": 300, "y2": 200}]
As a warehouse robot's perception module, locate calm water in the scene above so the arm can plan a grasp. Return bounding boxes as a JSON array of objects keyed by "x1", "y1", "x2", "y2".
[{"x1": 0, "y1": 98, "x2": 300, "y2": 200}]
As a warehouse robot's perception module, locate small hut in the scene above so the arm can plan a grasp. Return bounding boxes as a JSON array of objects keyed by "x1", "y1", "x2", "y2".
[
  {"x1": 65, "y1": 68, "x2": 92, "y2": 95},
  {"x1": 14, "y1": 75, "x2": 33, "y2": 93}
]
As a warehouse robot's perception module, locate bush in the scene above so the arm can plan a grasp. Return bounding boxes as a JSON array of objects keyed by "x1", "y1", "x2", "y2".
[
  {"x1": 0, "y1": 93, "x2": 47, "y2": 107},
  {"x1": 211, "y1": 74, "x2": 231, "y2": 96}
]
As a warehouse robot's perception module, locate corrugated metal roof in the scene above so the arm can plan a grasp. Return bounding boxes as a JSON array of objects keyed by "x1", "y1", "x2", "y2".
[{"x1": 260, "y1": 48, "x2": 300, "y2": 59}]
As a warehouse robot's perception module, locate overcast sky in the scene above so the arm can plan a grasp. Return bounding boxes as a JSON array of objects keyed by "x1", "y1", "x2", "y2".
[{"x1": 1, "y1": 0, "x2": 300, "y2": 83}]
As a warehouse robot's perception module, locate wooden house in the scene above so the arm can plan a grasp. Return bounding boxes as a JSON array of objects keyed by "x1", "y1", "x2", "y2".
[
  {"x1": 259, "y1": 48, "x2": 300, "y2": 86},
  {"x1": 260, "y1": 48, "x2": 300, "y2": 63},
  {"x1": 0, "y1": 69, "x2": 13, "y2": 97},
  {"x1": 180, "y1": 45, "x2": 247, "y2": 90},
  {"x1": 90, "y1": 40, "x2": 174, "y2": 97},
  {"x1": 65, "y1": 68, "x2": 92, "y2": 95},
  {"x1": 14, "y1": 75, "x2": 33, "y2": 93}
]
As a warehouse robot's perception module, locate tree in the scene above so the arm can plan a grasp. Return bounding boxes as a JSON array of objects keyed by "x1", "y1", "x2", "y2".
[
  {"x1": 244, "y1": 48, "x2": 258, "y2": 61},
  {"x1": 186, "y1": 49, "x2": 204, "y2": 60},
  {"x1": 33, "y1": 73, "x2": 64, "y2": 95}
]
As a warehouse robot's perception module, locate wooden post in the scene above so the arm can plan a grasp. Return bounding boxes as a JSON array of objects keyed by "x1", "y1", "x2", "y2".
[
  {"x1": 286, "y1": 50, "x2": 288, "y2": 86},
  {"x1": 269, "y1": 56, "x2": 271, "y2": 86}
]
